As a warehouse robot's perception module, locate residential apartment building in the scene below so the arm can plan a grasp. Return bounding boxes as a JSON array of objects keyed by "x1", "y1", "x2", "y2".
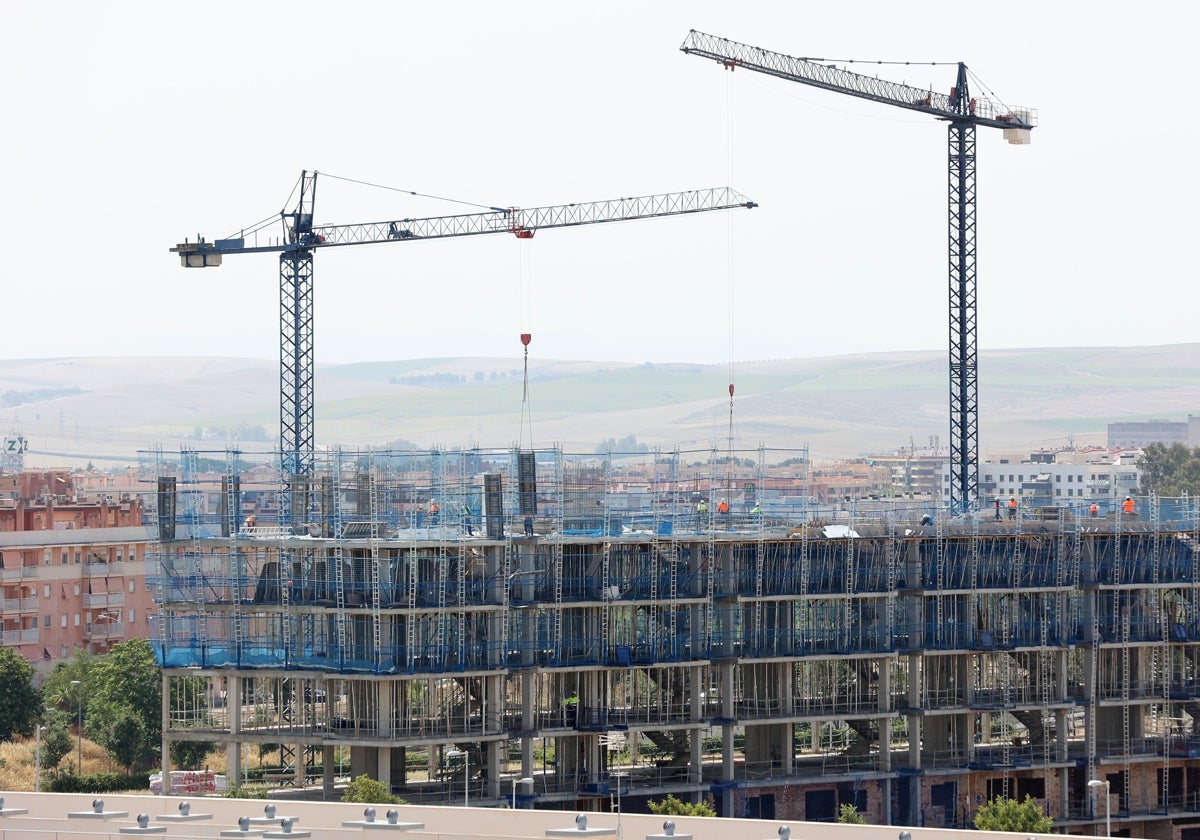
[
  {"x1": 0, "y1": 470, "x2": 156, "y2": 681},
  {"x1": 938, "y1": 451, "x2": 1141, "y2": 511}
]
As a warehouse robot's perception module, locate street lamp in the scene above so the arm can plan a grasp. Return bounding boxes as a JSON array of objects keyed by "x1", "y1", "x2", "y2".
[
  {"x1": 70, "y1": 680, "x2": 82, "y2": 774},
  {"x1": 613, "y1": 772, "x2": 628, "y2": 840},
  {"x1": 511, "y1": 775, "x2": 533, "y2": 809},
  {"x1": 34, "y1": 725, "x2": 46, "y2": 792},
  {"x1": 1088, "y1": 778, "x2": 1111, "y2": 838}
]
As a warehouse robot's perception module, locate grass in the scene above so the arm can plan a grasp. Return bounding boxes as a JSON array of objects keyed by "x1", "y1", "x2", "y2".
[
  {"x1": 0, "y1": 737, "x2": 238, "y2": 792},
  {"x1": 0, "y1": 735, "x2": 115, "y2": 791}
]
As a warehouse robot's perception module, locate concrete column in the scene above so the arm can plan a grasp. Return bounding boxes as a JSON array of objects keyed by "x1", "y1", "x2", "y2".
[
  {"x1": 722, "y1": 723, "x2": 735, "y2": 781},
  {"x1": 376, "y1": 747, "x2": 391, "y2": 791},
  {"x1": 689, "y1": 729, "x2": 702, "y2": 783},
  {"x1": 161, "y1": 672, "x2": 171, "y2": 783},
  {"x1": 521, "y1": 674, "x2": 535, "y2": 778},
  {"x1": 378, "y1": 681, "x2": 393, "y2": 738},
  {"x1": 322, "y1": 744, "x2": 335, "y2": 799},
  {"x1": 485, "y1": 741, "x2": 501, "y2": 800},
  {"x1": 880, "y1": 660, "x2": 892, "y2": 772},
  {"x1": 908, "y1": 715, "x2": 922, "y2": 770},
  {"x1": 228, "y1": 675, "x2": 243, "y2": 786}
]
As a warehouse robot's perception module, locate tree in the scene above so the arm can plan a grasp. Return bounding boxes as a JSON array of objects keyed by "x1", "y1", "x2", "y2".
[
  {"x1": 647, "y1": 794, "x2": 716, "y2": 817},
  {"x1": 0, "y1": 647, "x2": 41, "y2": 741},
  {"x1": 170, "y1": 740, "x2": 214, "y2": 770},
  {"x1": 97, "y1": 707, "x2": 146, "y2": 772},
  {"x1": 342, "y1": 774, "x2": 404, "y2": 805},
  {"x1": 87, "y1": 639, "x2": 163, "y2": 770},
  {"x1": 974, "y1": 795, "x2": 1053, "y2": 833},
  {"x1": 838, "y1": 803, "x2": 866, "y2": 824},
  {"x1": 38, "y1": 709, "x2": 75, "y2": 772},
  {"x1": 1139, "y1": 442, "x2": 1200, "y2": 495}
]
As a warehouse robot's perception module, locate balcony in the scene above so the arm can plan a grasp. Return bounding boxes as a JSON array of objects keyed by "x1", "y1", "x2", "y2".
[
  {"x1": 83, "y1": 592, "x2": 125, "y2": 609},
  {"x1": 0, "y1": 596, "x2": 38, "y2": 613},
  {"x1": 84, "y1": 621, "x2": 126, "y2": 641},
  {"x1": 0, "y1": 628, "x2": 39, "y2": 645},
  {"x1": 0, "y1": 566, "x2": 39, "y2": 581}
]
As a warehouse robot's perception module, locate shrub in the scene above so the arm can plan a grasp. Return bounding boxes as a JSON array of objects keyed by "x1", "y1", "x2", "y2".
[
  {"x1": 48, "y1": 772, "x2": 151, "y2": 793},
  {"x1": 341, "y1": 774, "x2": 406, "y2": 805},
  {"x1": 647, "y1": 794, "x2": 716, "y2": 817},
  {"x1": 974, "y1": 795, "x2": 1053, "y2": 833},
  {"x1": 838, "y1": 803, "x2": 866, "y2": 824}
]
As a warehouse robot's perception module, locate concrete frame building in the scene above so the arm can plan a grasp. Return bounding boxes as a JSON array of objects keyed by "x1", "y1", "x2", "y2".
[{"x1": 150, "y1": 447, "x2": 1200, "y2": 834}]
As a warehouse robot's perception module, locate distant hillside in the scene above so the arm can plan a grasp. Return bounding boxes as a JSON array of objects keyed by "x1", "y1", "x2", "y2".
[{"x1": 1, "y1": 345, "x2": 1198, "y2": 468}]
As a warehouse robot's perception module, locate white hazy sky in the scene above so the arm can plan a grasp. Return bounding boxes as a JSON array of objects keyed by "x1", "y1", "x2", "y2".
[{"x1": 3, "y1": 1, "x2": 1192, "y2": 367}]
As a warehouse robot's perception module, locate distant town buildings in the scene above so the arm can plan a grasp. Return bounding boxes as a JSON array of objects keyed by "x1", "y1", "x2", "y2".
[{"x1": 1107, "y1": 415, "x2": 1200, "y2": 448}]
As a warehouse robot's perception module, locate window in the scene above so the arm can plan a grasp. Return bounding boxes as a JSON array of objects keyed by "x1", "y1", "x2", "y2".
[
  {"x1": 1068, "y1": 475, "x2": 1073, "y2": 483},
  {"x1": 43, "y1": 550, "x2": 51, "y2": 566},
  {"x1": 1055, "y1": 489, "x2": 1061, "y2": 496},
  {"x1": 117, "y1": 551, "x2": 123, "y2": 563},
  {"x1": 73, "y1": 583, "x2": 80, "y2": 596},
  {"x1": 61, "y1": 614, "x2": 67, "y2": 628},
  {"x1": 74, "y1": 613, "x2": 80, "y2": 627},
  {"x1": 43, "y1": 584, "x2": 51, "y2": 598},
  {"x1": 1056, "y1": 475, "x2": 1061, "y2": 482},
  {"x1": 129, "y1": 609, "x2": 136, "y2": 623},
  {"x1": 129, "y1": 579, "x2": 136, "y2": 593},
  {"x1": 61, "y1": 550, "x2": 68, "y2": 564},
  {"x1": 74, "y1": 551, "x2": 81, "y2": 564},
  {"x1": 43, "y1": 614, "x2": 51, "y2": 628}
]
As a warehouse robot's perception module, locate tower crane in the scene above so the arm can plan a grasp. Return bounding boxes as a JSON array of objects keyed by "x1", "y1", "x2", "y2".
[
  {"x1": 681, "y1": 30, "x2": 1035, "y2": 513},
  {"x1": 172, "y1": 171, "x2": 756, "y2": 523}
]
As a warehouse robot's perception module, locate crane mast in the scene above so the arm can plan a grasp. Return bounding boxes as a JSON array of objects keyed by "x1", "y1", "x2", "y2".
[
  {"x1": 682, "y1": 30, "x2": 1035, "y2": 514},
  {"x1": 172, "y1": 172, "x2": 756, "y2": 525}
]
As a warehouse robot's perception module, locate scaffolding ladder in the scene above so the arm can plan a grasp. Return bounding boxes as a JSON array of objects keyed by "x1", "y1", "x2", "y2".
[
  {"x1": 704, "y1": 446, "x2": 717, "y2": 654},
  {"x1": 368, "y1": 452, "x2": 383, "y2": 673},
  {"x1": 333, "y1": 450, "x2": 348, "y2": 670},
  {"x1": 600, "y1": 450, "x2": 613, "y2": 664}
]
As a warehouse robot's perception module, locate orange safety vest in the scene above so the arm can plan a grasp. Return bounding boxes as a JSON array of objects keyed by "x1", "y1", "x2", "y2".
[
  {"x1": 1008, "y1": 498, "x2": 1017, "y2": 509},
  {"x1": 717, "y1": 501, "x2": 730, "y2": 514},
  {"x1": 1123, "y1": 498, "x2": 1135, "y2": 514}
]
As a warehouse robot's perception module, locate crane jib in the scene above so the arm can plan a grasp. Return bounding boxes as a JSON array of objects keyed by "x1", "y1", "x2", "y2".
[{"x1": 170, "y1": 187, "x2": 756, "y2": 264}]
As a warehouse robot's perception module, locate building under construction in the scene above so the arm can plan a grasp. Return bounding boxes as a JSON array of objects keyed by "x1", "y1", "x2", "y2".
[{"x1": 148, "y1": 445, "x2": 1200, "y2": 836}]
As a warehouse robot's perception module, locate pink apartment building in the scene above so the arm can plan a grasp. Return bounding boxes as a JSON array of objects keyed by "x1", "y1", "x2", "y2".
[{"x1": 0, "y1": 471, "x2": 156, "y2": 682}]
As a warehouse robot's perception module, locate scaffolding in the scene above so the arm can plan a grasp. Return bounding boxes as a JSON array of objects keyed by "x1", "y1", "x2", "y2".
[{"x1": 145, "y1": 447, "x2": 1200, "y2": 828}]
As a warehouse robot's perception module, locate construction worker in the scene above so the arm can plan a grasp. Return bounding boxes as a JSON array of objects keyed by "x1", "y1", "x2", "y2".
[
  {"x1": 1123, "y1": 496, "x2": 1135, "y2": 515},
  {"x1": 461, "y1": 502, "x2": 474, "y2": 536},
  {"x1": 696, "y1": 499, "x2": 708, "y2": 526},
  {"x1": 1007, "y1": 497, "x2": 1018, "y2": 521},
  {"x1": 523, "y1": 515, "x2": 534, "y2": 538},
  {"x1": 1089, "y1": 502, "x2": 1099, "y2": 518},
  {"x1": 428, "y1": 500, "x2": 440, "y2": 525},
  {"x1": 994, "y1": 499, "x2": 1001, "y2": 521},
  {"x1": 750, "y1": 502, "x2": 762, "y2": 517}
]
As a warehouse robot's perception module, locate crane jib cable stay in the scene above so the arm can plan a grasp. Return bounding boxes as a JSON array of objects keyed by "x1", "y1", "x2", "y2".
[
  {"x1": 171, "y1": 170, "x2": 757, "y2": 524},
  {"x1": 681, "y1": 30, "x2": 1036, "y2": 514}
]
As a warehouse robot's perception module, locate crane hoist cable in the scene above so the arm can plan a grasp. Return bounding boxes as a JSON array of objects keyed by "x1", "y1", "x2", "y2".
[
  {"x1": 724, "y1": 61, "x2": 738, "y2": 498},
  {"x1": 518, "y1": 236, "x2": 535, "y2": 451}
]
